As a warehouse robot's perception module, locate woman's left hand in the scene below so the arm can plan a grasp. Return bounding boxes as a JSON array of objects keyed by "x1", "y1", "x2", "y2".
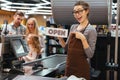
[{"x1": 74, "y1": 32, "x2": 86, "y2": 41}]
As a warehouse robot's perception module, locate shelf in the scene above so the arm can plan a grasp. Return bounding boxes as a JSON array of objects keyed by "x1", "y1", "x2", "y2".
[{"x1": 45, "y1": 23, "x2": 64, "y2": 56}]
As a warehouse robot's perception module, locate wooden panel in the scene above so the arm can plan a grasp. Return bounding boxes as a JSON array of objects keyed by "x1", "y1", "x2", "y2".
[
  {"x1": 0, "y1": 10, "x2": 14, "y2": 15},
  {"x1": 0, "y1": 10, "x2": 47, "y2": 27},
  {"x1": 0, "y1": 10, "x2": 14, "y2": 25}
]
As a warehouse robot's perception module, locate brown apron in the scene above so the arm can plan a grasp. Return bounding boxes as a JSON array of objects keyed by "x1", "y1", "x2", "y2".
[{"x1": 65, "y1": 33, "x2": 90, "y2": 80}]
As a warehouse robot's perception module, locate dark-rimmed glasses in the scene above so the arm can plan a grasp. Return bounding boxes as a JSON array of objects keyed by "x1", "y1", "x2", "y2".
[{"x1": 72, "y1": 9, "x2": 85, "y2": 15}]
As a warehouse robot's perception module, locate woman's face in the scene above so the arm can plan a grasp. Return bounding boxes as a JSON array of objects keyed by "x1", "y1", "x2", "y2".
[
  {"x1": 27, "y1": 20, "x2": 35, "y2": 33},
  {"x1": 73, "y1": 5, "x2": 89, "y2": 23}
]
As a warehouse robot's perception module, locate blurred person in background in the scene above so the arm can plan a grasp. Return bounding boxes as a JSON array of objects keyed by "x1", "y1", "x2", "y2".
[
  {"x1": 21, "y1": 34, "x2": 41, "y2": 75},
  {"x1": 25, "y1": 17, "x2": 45, "y2": 57},
  {"x1": 1, "y1": 11, "x2": 26, "y2": 35},
  {"x1": 22, "y1": 34, "x2": 41, "y2": 62}
]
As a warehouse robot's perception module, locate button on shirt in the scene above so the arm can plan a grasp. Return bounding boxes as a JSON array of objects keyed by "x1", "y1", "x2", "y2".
[{"x1": 1, "y1": 22, "x2": 26, "y2": 35}]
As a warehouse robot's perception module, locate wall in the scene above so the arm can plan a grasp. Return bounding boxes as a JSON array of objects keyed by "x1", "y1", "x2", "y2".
[
  {"x1": 29, "y1": 15, "x2": 48, "y2": 27},
  {"x1": 0, "y1": 10, "x2": 14, "y2": 24}
]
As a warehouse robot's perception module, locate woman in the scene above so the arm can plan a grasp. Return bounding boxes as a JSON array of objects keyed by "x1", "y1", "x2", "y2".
[
  {"x1": 22, "y1": 34, "x2": 41, "y2": 75},
  {"x1": 26, "y1": 18, "x2": 39, "y2": 36},
  {"x1": 26, "y1": 17, "x2": 45, "y2": 54},
  {"x1": 58, "y1": 1, "x2": 97, "y2": 79},
  {"x1": 22, "y1": 34, "x2": 41, "y2": 62}
]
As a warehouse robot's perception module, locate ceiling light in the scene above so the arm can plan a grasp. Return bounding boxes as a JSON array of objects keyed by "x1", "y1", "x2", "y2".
[
  {"x1": 1, "y1": 7, "x2": 16, "y2": 11},
  {"x1": 25, "y1": 14, "x2": 29, "y2": 19},
  {"x1": 0, "y1": 0, "x2": 52, "y2": 15},
  {"x1": 43, "y1": 15, "x2": 47, "y2": 19}
]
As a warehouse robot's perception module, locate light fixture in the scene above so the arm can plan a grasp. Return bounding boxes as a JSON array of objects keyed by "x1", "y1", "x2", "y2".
[
  {"x1": 0, "y1": 0, "x2": 52, "y2": 15},
  {"x1": 43, "y1": 15, "x2": 47, "y2": 19},
  {"x1": 25, "y1": 14, "x2": 29, "y2": 19}
]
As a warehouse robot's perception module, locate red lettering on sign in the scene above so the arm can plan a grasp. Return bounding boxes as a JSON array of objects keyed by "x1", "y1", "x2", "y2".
[
  {"x1": 48, "y1": 29, "x2": 66, "y2": 36},
  {"x1": 48, "y1": 29, "x2": 53, "y2": 34}
]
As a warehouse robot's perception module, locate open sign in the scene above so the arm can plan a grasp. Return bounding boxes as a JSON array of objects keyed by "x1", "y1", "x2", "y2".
[{"x1": 46, "y1": 27, "x2": 68, "y2": 38}]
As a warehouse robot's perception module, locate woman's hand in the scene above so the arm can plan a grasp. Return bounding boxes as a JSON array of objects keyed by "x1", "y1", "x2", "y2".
[
  {"x1": 72, "y1": 32, "x2": 86, "y2": 41},
  {"x1": 57, "y1": 37, "x2": 65, "y2": 48},
  {"x1": 18, "y1": 57, "x2": 24, "y2": 61},
  {"x1": 72, "y1": 32, "x2": 89, "y2": 49}
]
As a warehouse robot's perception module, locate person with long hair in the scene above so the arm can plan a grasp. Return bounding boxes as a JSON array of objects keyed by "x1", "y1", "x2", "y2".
[
  {"x1": 22, "y1": 34, "x2": 41, "y2": 62},
  {"x1": 21, "y1": 34, "x2": 41, "y2": 75},
  {"x1": 25, "y1": 17, "x2": 45, "y2": 55},
  {"x1": 25, "y1": 18, "x2": 39, "y2": 35}
]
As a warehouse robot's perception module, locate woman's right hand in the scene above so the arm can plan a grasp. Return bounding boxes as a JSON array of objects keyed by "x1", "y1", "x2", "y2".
[
  {"x1": 57, "y1": 37, "x2": 62, "y2": 41},
  {"x1": 57, "y1": 37, "x2": 65, "y2": 48}
]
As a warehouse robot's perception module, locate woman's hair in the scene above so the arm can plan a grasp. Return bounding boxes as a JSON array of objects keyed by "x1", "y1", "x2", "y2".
[
  {"x1": 27, "y1": 34, "x2": 41, "y2": 54},
  {"x1": 74, "y1": 0, "x2": 90, "y2": 16},
  {"x1": 26, "y1": 18, "x2": 39, "y2": 35}
]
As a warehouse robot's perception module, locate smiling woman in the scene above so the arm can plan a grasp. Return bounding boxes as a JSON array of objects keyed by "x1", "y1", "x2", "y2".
[{"x1": 57, "y1": 1, "x2": 97, "y2": 80}]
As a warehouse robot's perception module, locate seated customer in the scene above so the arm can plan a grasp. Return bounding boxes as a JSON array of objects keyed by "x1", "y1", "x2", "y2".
[
  {"x1": 22, "y1": 34, "x2": 41, "y2": 63},
  {"x1": 21, "y1": 34, "x2": 41, "y2": 75}
]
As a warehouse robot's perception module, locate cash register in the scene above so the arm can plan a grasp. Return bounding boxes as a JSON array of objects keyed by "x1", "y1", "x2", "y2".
[
  {"x1": 0, "y1": 35, "x2": 29, "y2": 79},
  {"x1": 0, "y1": 35, "x2": 67, "y2": 80}
]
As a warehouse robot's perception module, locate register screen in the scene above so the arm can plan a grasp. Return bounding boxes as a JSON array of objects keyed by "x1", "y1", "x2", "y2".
[{"x1": 12, "y1": 39, "x2": 25, "y2": 54}]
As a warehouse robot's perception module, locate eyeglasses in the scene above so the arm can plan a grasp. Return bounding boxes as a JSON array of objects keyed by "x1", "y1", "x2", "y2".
[{"x1": 72, "y1": 9, "x2": 85, "y2": 15}]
